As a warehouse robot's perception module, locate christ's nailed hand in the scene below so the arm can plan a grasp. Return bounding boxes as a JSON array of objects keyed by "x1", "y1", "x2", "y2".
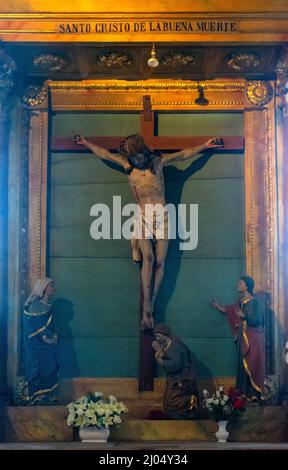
[
  {"x1": 206, "y1": 138, "x2": 224, "y2": 148},
  {"x1": 73, "y1": 133, "x2": 86, "y2": 145}
]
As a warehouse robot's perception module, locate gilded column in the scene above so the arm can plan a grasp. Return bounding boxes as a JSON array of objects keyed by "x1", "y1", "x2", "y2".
[{"x1": 244, "y1": 80, "x2": 282, "y2": 395}]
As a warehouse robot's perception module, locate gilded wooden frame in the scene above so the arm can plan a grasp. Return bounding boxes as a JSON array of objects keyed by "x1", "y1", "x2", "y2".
[
  {"x1": 1, "y1": 5, "x2": 288, "y2": 43},
  {"x1": 26, "y1": 78, "x2": 280, "y2": 393}
]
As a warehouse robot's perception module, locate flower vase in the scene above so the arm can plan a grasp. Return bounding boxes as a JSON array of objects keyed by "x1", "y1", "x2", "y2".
[
  {"x1": 79, "y1": 426, "x2": 110, "y2": 443},
  {"x1": 215, "y1": 420, "x2": 229, "y2": 442}
]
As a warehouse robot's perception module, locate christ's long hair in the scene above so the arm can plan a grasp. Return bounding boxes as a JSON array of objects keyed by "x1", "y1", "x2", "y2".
[
  {"x1": 119, "y1": 134, "x2": 151, "y2": 157},
  {"x1": 119, "y1": 134, "x2": 160, "y2": 174}
]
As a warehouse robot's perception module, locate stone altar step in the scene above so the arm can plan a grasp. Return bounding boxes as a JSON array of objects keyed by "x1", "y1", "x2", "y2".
[
  {"x1": 5, "y1": 406, "x2": 288, "y2": 442},
  {"x1": 110, "y1": 420, "x2": 216, "y2": 441},
  {"x1": 5, "y1": 406, "x2": 73, "y2": 442}
]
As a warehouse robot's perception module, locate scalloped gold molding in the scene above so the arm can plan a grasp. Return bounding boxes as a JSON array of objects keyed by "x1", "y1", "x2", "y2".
[{"x1": 49, "y1": 79, "x2": 246, "y2": 112}]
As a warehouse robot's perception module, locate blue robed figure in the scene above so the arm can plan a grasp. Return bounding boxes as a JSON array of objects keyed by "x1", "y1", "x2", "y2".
[{"x1": 23, "y1": 278, "x2": 59, "y2": 404}]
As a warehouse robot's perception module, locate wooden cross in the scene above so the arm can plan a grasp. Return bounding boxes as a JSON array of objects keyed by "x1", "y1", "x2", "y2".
[{"x1": 51, "y1": 96, "x2": 244, "y2": 391}]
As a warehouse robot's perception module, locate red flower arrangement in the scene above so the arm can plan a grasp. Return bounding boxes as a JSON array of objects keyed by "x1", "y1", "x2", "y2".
[
  {"x1": 202, "y1": 386, "x2": 246, "y2": 421},
  {"x1": 227, "y1": 388, "x2": 246, "y2": 410}
]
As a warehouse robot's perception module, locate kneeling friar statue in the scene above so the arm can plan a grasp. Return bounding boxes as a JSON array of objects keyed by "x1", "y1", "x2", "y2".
[{"x1": 153, "y1": 323, "x2": 199, "y2": 419}]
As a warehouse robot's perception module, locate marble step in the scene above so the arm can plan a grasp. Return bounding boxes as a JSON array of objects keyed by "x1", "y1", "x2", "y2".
[
  {"x1": 5, "y1": 406, "x2": 288, "y2": 442},
  {"x1": 110, "y1": 419, "x2": 216, "y2": 442},
  {"x1": 5, "y1": 406, "x2": 73, "y2": 442}
]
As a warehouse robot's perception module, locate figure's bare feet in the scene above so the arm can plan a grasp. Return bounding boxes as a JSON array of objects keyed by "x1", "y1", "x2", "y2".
[{"x1": 141, "y1": 311, "x2": 154, "y2": 330}]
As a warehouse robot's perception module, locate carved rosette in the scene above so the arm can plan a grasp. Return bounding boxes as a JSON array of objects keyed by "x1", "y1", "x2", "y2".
[
  {"x1": 95, "y1": 51, "x2": 133, "y2": 69},
  {"x1": 225, "y1": 51, "x2": 261, "y2": 72},
  {"x1": 22, "y1": 84, "x2": 47, "y2": 107},
  {"x1": 246, "y1": 81, "x2": 273, "y2": 106},
  {"x1": 160, "y1": 51, "x2": 196, "y2": 69},
  {"x1": 32, "y1": 52, "x2": 70, "y2": 72}
]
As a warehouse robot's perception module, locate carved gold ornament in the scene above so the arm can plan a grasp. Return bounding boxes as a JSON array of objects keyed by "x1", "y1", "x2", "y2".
[
  {"x1": 261, "y1": 377, "x2": 278, "y2": 404},
  {"x1": 48, "y1": 79, "x2": 244, "y2": 92},
  {"x1": 225, "y1": 51, "x2": 261, "y2": 71},
  {"x1": 246, "y1": 81, "x2": 273, "y2": 106},
  {"x1": 160, "y1": 50, "x2": 196, "y2": 69},
  {"x1": 32, "y1": 53, "x2": 70, "y2": 72},
  {"x1": 47, "y1": 79, "x2": 245, "y2": 111},
  {"x1": 95, "y1": 51, "x2": 133, "y2": 69},
  {"x1": 22, "y1": 84, "x2": 47, "y2": 106}
]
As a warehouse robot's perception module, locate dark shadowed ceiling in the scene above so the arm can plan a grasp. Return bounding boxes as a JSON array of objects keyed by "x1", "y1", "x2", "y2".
[{"x1": 7, "y1": 44, "x2": 281, "y2": 83}]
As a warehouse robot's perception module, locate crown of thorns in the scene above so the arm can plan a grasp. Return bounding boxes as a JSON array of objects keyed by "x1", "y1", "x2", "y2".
[{"x1": 119, "y1": 134, "x2": 146, "y2": 156}]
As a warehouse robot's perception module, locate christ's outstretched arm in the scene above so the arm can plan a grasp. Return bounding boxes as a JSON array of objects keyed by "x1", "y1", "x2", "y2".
[
  {"x1": 74, "y1": 135, "x2": 132, "y2": 172},
  {"x1": 161, "y1": 138, "x2": 224, "y2": 165}
]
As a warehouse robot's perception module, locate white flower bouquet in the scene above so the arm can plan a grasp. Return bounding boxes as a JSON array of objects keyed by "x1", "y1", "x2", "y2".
[
  {"x1": 66, "y1": 392, "x2": 128, "y2": 429},
  {"x1": 201, "y1": 386, "x2": 246, "y2": 421}
]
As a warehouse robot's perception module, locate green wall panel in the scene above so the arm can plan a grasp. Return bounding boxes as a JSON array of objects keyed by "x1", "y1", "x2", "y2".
[
  {"x1": 51, "y1": 154, "x2": 128, "y2": 184},
  {"x1": 165, "y1": 153, "x2": 243, "y2": 180},
  {"x1": 57, "y1": 337, "x2": 139, "y2": 377},
  {"x1": 50, "y1": 258, "x2": 242, "y2": 339},
  {"x1": 56, "y1": 336, "x2": 236, "y2": 378},
  {"x1": 49, "y1": 111, "x2": 244, "y2": 379},
  {"x1": 178, "y1": 338, "x2": 237, "y2": 378},
  {"x1": 50, "y1": 177, "x2": 244, "y2": 259},
  {"x1": 158, "y1": 112, "x2": 243, "y2": 136},
  {"x1": 51, "y1": 152, "x2": 243, "y2": 185},
  {"x1": 50, "y1": 258, "x2": 139, "y2": 337},
  {"x1": 50, "y1": 182, "x2": 134, "y2": 229},
  {"x1": 52, "y1": 112, "x2": 140, "y2": 137},
  {"x1": 157, "y1": 258, "x2": 244, "y2": 337}
]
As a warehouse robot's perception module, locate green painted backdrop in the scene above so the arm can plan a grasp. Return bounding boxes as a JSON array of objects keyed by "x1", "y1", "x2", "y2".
[{"x1": 49, "y1": 111, "x2": 244, "y2": 378}]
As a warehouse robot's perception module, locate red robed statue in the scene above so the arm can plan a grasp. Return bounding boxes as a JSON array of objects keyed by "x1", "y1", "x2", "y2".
[{"x1": 212, "y1": 276, "x2": 266, "y2": 401}]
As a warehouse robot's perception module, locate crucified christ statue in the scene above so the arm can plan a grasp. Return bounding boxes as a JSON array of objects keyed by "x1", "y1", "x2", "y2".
[{"x1": 74, "y1": 133, "x2": 224, "y2": 329}]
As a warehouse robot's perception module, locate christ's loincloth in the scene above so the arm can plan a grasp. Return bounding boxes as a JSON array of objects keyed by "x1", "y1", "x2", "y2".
[{"x1": 131, "y1": 208, "x2": 169, "y2": 262}]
